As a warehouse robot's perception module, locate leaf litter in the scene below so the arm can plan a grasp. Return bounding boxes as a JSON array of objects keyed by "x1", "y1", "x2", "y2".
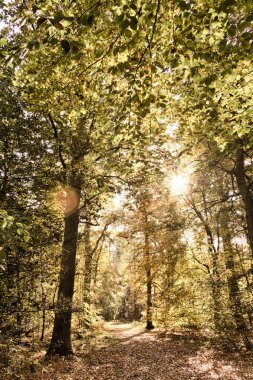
[{"x1": 2, "y1": 323, "x2": 253, "y2": 380}]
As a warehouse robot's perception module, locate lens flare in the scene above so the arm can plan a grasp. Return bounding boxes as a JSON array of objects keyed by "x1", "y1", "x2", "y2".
[{"x1": 51, "y1": 187, "x2": 80, "y2": 216}]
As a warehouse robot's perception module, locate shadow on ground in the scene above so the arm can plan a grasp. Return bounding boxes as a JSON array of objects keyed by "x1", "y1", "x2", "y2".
[
  {"x1": 11, "y1": 325, "x2": 253, "y2": 380},
  {"x1": 76, "y1": 327, "x2": 252, "y2": 380}
]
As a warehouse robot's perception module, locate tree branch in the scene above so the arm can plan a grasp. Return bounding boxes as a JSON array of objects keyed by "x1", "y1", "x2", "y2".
[{"x1": 47, "y1": 114, "x2": 67, "y2": 171}]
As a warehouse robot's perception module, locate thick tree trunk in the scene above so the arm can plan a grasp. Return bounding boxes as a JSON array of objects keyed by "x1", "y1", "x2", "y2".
[
  {"x1": 47, "y1": 192, "x2": 80, "y2": 356},
  {"x1": 235, "y1": 147, "x2": 253, "y2": 259},
  {"x1": 220, "y1": 209, "x2": 252, "y2": 350}
]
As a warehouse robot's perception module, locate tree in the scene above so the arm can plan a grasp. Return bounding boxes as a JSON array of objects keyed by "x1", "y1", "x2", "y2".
[{"x1": 0, "y1": 73, "x2": 62, "y2": 338}]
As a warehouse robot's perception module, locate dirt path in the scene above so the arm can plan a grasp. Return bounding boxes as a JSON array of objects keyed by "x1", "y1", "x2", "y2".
[
  {"x1": 11, "y1": 323, "x2": 253, "y2": 380},
  {"x1": 75, "y1": 323, "x2": 253, "y2": 380}
]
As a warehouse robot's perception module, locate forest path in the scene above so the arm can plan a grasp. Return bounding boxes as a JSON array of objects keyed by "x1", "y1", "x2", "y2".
[
  {"x1": 72, "y1": 322, "x2": 253, "y2": 380},
  {"x1": 24, "y1": 323, "x2": 253, "y2": 380},
  {"x1": 103, "y1": 321, "x2": 145, "y2": 340}
]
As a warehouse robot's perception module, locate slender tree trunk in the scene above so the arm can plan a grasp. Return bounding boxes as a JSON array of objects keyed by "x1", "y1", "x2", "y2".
[
  {"x1": 80, "y1": 222, "x2": 93, "y2": 328},
  {"x1": 220, "y1": 209, "x2": 252, "y2": 350},
  {"x1": 235, "y1": 243, "x2": 253, "y2": 326},
  {"x1": 83, "y1": 223, "x2": 93, "y2": 307},
  {"x1": 93, "y1": 245, "x2": 103, "y2": 287},
  {"x1": 6, "y1": 248, "x2": 22, "y2": 333},
  {"x1": 210, "y1": 244, "x2": 222, "y2": 332},
  {"x1": 133, "y1": 290, "x2": 141, "y2": 320},
  {"x1": 202, "y1": 221, "x2": 223, "y2": 332},
  {"x1": 143, "y1": 207, "x2": 154, "y2": 330},
  {"x1": 82, "y1": 219, "x2": 108, "y2": 326},
  {"x1": 40, "y1": 283, "x2": 46, "y2": 341},
  {"x1": 16, "y1": 252, "x2": 22, "y2": 330},
  {"x1": 47, "y1": 187, "x2": 80, "y2": 356},
  {"x1": 190, "y1": 200, "x2": 222, "y2": 331},
  {"x1": 235, "y1": 147, "x2": 253, "y2": 259}
]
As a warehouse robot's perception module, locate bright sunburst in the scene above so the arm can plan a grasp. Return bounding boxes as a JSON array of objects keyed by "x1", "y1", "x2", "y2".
[{"x1": 171, "y1": 174, "x2": 188, "y2": 195}]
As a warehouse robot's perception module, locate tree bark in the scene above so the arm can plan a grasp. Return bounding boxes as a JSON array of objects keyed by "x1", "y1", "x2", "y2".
[
  {"x1": 143, "y1": 207, "x2": 154, "y2": 330},
  {"x1": 47, "y1": 188, "x2": 80, "y2": 356},
  {"x1": 83, "y1": 222, "x2": 93, "y2": 307},
  {"x1": 235, "y1": 147, "x2": 253, "y2": 259},
  {"x1": 80, "y1": 221, "x2": 93, "y2": 329},
  {"x1": 40, "y1": 282, "x2": 46, "y2": 341}
]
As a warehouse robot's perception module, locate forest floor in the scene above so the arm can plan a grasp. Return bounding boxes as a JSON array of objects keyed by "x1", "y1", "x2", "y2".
[{"x1": 2, "y1": 322, "x2": 253, "y2": 380}]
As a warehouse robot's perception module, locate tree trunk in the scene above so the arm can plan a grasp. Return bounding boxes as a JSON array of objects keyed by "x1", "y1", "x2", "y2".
[
  {"x1": 83, "y1": 222, "x2": 93, "y2": 307},
  {"x1": 190, "y1": 200, "x2": 222, "y2": 331},
  {"x1": 40, "y1": 283, "x2": 46, "y2": 341},
  {"x1": 143, "y1": 207, "x2": 154, "y2": 330},
  {"x1": 82, "y1": 218, "x2": 108, "y2": 327},
  {"x1": 220, "y1": 209, "x2": 252, "y2": 350},
  {"x1": 80, "y1": 221, "x2": 93, "y2": 329},
  {"x1": 202, "y1": 221, "x2": 222, "y2": 332},
  {"x1": 93, "y1": 245, "x2": 103, "y2": 287},
  {"x1": 211, "y1": 245, "x2": 222, "y2": 332},
  {"x1": 235, "y1": 147, "x2": 253, "y2": 259},
  {"x1": 47, "y1": 189, "x2": 80, "y2": 356}
]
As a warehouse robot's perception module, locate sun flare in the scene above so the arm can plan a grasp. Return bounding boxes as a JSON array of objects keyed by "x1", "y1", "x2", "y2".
[{"x1": 171, "y1": 174, "x2": 188, "y2": 195}]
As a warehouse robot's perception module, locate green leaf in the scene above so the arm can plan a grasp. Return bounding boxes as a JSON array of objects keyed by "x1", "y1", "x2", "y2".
[
  {"x1": 61, "y1": 19, "x2": 72, "y2": 28},
  {"x1": 27, "y1": 39, "x2": 39, "y2": 50},
  {"x1": 150, "y1": 64, "x2": 157, "y2": 73},
  {"x1": 88, "y1": 15, "x2": 94, "y2": 26},
  {"x1": 79, "y1": 15, "x2": 88, "y2": 25},
  {"x1": 121, "y1": 19, "x2": 130, "y2": 30},
  {"x1": 129, "y1": 16, "x2": 138, "y2": 30},
  {"x1": 24, "y1": 234, "x2": 30, "y2": 242},
  {"x1": 219, "y1": 0, "x2": 236, "y2": 12},
  {"x1": 0, "y1": 38, "x2": 7, "y2": 46},
  {"x1": 227, "y1": 26, "x2": 236, "y2": 37},
  {"x1": 32, "y1": 5, "x2": 39, "y2": 13},
  {"x1": 246, "y1": 15, "x2": 253, "y2": 22},
  {"x1": 79, "y1": 14, "x2": 94, "y2": 27},
  {"x1": 50, "y1": 19, "x2": 64, "y2": 30},
  {"x1": 94, "y1": 48, "x2": 103, "y2": 58},
  {"x1": 61, "y1": 40, "x2": 71, "y2": 53},
  {"x1": 124, "y1": 29, "x2": 132, "y2": 38},
  {"x1": 117, "y1": 14, "x2": 125, "y2": 23},
  {"x1": 54, "y1": 11, "x2": 64, "y2": 22},
  {"x1": 37, "y1": 17, "x2": 47, "y2": 27},
  {"x1": 178, "y1": 1, "x2": 190, "y2": 11},
  {"x1": 130, "y1": 2, "x2": 137, "y2": 11},
  {"x1": 209, "y1": 36, "x2": 215, "y2": 46},
  {"x1": 2, "y1": 220, "x2": 7, "y2": 229}
]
